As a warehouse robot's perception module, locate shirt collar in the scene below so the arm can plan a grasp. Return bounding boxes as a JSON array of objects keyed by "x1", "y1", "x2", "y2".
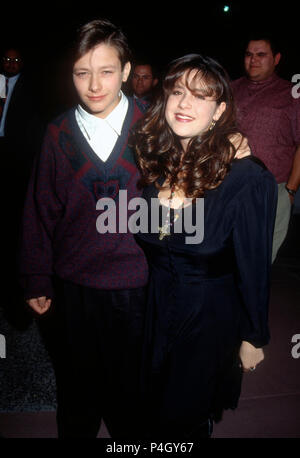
[
  {"x1": 106, "y1": 91, "x2": 128, "y2": 135},
  {"x1": 245, "y1": 73, "x2": 278, "y2": 88},
  {"x1": 7, "y1": 74, "x2": 20, "y2": 83},
  {"x1": 77, "y1": 91, "x2": 128, "y2": 138},
  {"x1": 6, "y1": 74, "x2": 20, "y2": 90}
]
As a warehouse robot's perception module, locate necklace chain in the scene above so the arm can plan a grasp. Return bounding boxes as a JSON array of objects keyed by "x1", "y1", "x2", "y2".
[{"x1": 158, "y1": 186, "x2": 183, "y2": 240}]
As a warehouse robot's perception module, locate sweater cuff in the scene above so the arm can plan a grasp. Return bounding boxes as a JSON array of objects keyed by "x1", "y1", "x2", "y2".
[{"x1": 21, "y1": 275, "x2": 54, "y2": 301}]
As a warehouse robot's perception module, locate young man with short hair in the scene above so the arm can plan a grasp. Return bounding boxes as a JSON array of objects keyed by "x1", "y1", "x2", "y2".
[{"x1": 20, "y1": 19, "x2": 148, "y2": 438}]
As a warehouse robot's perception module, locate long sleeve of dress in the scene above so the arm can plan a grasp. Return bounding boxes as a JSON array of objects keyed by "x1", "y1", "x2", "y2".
[
  {"x1": 19, "y1": 127, "x2": 64, "y2": 300},
  {"x1": 232, "y1": 168, "x2": 278, "y2": 347}
]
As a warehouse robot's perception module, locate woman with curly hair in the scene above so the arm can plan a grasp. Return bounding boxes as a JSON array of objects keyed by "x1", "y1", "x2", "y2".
[{"x1": 132, "y1": 54, "x2": 277, "y2": 438}]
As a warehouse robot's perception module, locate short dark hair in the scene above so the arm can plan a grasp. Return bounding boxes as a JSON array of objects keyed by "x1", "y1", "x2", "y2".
[
  {"x1": 132, "y1": 61, "x2": 158, "y2": 78},
  {"x1": 245, "y1": 34, "x2": 280, "y2": 56},
  {"x1": 72, "y1": 19, "x2": 132, "y2": 69}
]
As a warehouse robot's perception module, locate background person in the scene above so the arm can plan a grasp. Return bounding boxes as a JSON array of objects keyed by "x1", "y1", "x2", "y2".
[
  {"x1": 0, "y1": 72, "x2": 6, "y2": 113},
  {"x1": 231, "y1": 35, "x2": 300, "y2": 262},
  {"x1": 0, "y1": 46, "x2": 45, "y2": 329},
  {"x1": 128, "y1": 61, "x2": 159, "y2": 103}
]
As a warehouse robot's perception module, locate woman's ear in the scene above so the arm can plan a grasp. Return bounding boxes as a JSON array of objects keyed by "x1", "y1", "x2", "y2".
[{"x1": 213, "y1": 101, "x2": 226, "y2": 121}]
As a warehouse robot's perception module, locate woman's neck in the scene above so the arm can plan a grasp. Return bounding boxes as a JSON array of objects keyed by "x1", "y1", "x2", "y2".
[{"x1": 158, "y1": 180, "x2": 189, "y2": 209}]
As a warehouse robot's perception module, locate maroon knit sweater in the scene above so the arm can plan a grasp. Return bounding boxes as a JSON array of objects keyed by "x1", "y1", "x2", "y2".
[{"x1": 20, "y1": 97, "x2": 148, "y2": 300}]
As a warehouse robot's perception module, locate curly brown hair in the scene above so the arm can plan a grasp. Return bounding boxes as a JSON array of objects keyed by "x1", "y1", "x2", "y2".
[{"x1": 131, "y1": 54, "x2": 241, "y2": 198}]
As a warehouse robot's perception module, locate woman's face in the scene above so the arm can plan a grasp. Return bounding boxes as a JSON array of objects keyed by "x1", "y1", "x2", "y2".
[{"x1": 165, "y1": 69, "x2": 226, "y2": 150}]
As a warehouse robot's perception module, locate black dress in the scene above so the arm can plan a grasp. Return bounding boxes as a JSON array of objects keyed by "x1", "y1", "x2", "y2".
[{"x1": 135, "y1": 156, "x2": 277, "y2": 438}]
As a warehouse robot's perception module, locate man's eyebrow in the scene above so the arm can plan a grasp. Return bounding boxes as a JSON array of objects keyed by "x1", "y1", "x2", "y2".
[
  {"x1": 73, "y1": 67, "x2": 89, "y2": 71},
  {"x1": 73, "y1": 64, "x2": 118, "y2": 71},
  {"x1": 98, "y1": 65, "x2": 118, "y2": 70},
  {"x1": 245, "y1": 51, "x2": 267, "y2": 55},
  {"x1": 134, "y1": 72, "x2": 151, "y2": 77}
]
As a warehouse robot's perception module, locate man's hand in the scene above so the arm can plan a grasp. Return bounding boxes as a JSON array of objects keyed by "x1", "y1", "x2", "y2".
[
  {"x1": 27, "y1": 296, "x2": 52, "y2": 315},
  {"x1": 230, "y1": 133, "x2": 251, "y2": 159}
]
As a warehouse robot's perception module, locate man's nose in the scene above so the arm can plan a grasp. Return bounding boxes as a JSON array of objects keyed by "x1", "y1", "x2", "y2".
[
  {"x1": 89, "y1": 75, "x2": 102, "y2": 92},
  {"x1": 250, "y1": 54, "x2": 259, "y2": 63}
]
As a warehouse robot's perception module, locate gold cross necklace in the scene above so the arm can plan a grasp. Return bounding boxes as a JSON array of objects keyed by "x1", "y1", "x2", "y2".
[{"x1": 158, "y1": 186, "x2": 182, "y2": 240}]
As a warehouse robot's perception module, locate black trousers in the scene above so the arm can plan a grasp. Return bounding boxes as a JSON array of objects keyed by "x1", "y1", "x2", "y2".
[{"x1": 47, "y1": 278, "x2": 147, "y2": 438}]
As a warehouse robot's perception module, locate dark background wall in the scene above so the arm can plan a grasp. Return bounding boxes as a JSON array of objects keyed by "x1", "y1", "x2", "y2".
[{"x1": 1, "y1": 0, "x2": 299, "y2": 120}]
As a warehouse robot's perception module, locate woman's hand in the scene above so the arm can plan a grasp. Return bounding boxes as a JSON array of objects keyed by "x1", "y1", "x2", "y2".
[
  {"x1": 239, "y1": 340, "x2": 264, "y2": 373},
  {"x1": 27, "y1": 296, "x2": 52, "y2": 315}
]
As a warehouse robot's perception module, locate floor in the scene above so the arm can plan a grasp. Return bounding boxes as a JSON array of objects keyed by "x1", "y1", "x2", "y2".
[{"x1": 0, "y1": 213, "x2": 299, "y2": 439}]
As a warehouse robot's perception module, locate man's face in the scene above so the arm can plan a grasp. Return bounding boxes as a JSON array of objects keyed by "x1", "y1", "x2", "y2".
[
  {"x1": 131, "y1": 65, "x2": 157, "y2": 98},
  {"x1": 244, "y1": 40, "x2": 281, "y2": 82},
  {"x1": 3, "y1": 49, "x2": 23, "y2": 77},
  {"x1": 73, "y1": 43, "x2": 131, "y2": 118}
]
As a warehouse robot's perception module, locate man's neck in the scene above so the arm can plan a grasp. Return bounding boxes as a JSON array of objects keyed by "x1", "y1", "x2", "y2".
[{"x1": 246, "y1": 73, "x2": 277, "y2": 85}]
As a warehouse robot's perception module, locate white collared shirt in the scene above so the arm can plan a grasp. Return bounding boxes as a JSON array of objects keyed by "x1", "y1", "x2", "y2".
[
  {"x1": 75, "y1": 91, "x2": 129, "y2": 162},
  {"x1": 0, "y1": 74, "x2": 5, "y2": 99},
  {"x1": 0, "y1": 73, "x2": 20, "y2": 137}
]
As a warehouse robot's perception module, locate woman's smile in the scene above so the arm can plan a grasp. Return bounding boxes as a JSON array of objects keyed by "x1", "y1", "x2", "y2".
[{"x1": 174, "y1": 112, "x2": 195, "y2": 122}]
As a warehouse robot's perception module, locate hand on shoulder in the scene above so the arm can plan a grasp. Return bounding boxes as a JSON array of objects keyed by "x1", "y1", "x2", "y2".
[{"x1": 230, "y1": 133, "x2": 251, "y2": 159}]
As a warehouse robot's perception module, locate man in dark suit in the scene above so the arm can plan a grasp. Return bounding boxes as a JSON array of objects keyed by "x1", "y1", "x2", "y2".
[
  {"x1": 0, "y1": 47, "x2": 45, "y2": 327},
  {"x1": 1, "y1": 47, "x2": 44, "y2": 184}
]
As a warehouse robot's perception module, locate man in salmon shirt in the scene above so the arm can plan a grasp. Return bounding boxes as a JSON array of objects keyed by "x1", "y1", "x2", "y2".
[{"x1": 232, "y1": 35, "x2": 300, "y2": 262}]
